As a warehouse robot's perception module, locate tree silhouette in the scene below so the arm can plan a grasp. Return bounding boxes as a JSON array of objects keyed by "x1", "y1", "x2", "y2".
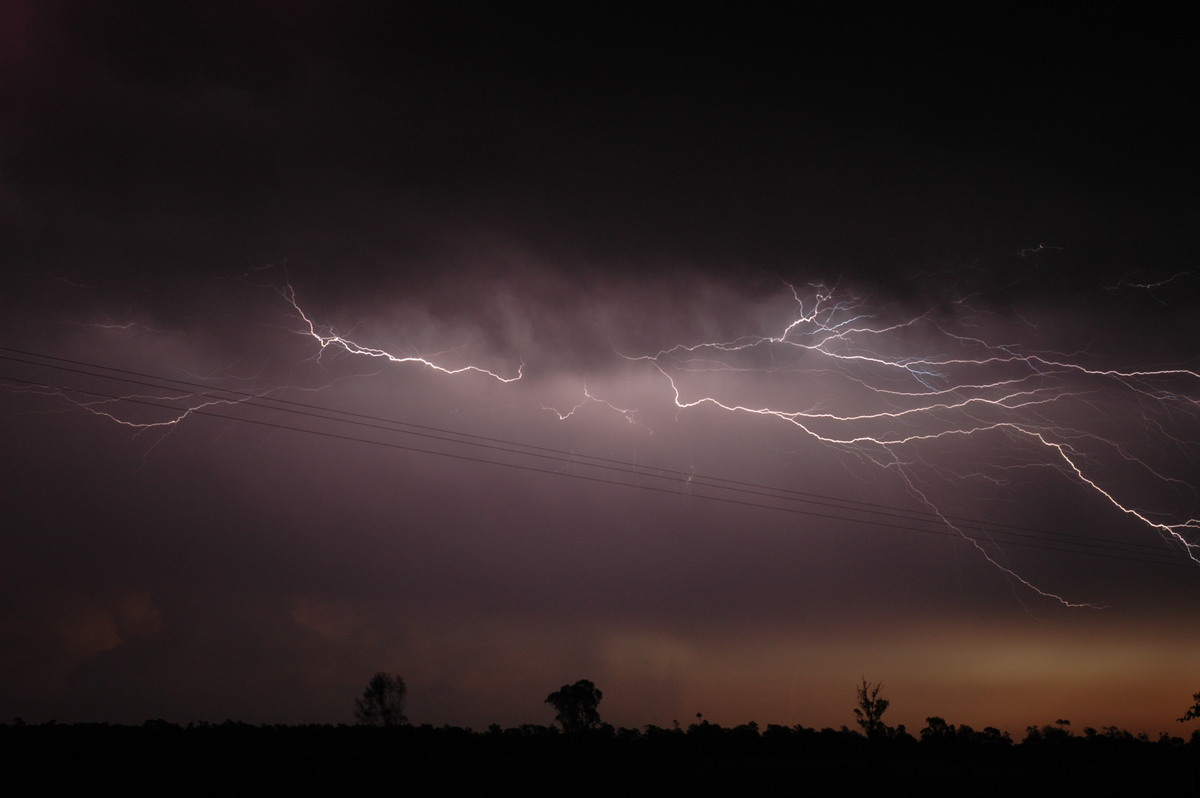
[
  {"x1": 853, "y1": 678, "x2": 890, "y2": 740},
  {"x1": 354, "y1": 672, "x2": 408, "y2": 726},
  {"x1": 1177, "y1": 691, "x2": 1200, "y2": 723},
  {"x1": 920, "y1": 715, "x2": 955, "y2": 744},
  {"x1": 545, "y1": 679, "x2": 603, "y2": 733}
]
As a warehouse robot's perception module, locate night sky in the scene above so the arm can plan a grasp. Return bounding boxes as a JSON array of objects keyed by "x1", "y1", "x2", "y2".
[{"x1": 3, "y1": 3, "x2": 1199, "y2": 735}]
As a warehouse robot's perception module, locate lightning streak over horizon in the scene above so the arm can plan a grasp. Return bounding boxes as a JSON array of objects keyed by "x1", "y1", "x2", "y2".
[
  {"x1": 618, "y1": 284, "x2": 1200, "y2": 607},
  {"x1": 3, "y1": 280, "x2": 1197, "y2": 608}
]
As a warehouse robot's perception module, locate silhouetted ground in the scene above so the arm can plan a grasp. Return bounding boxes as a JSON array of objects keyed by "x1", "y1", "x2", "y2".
[{"x1": 4, "y1": 720, "x2": 1197, "y2": 795}]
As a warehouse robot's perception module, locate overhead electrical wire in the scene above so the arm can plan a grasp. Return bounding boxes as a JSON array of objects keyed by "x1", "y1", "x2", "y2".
[{"x1": 0, "y1": 345, "x2": 1192, "y2": 570}]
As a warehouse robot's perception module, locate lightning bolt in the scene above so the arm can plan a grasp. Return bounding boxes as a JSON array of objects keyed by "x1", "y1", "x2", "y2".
[
  {"x1": 543, "y1": 385, "x2": 648, "y2": 430},
  {"x1": 282, "y1": 285, "x2": 524, "y2": 383},
  {"x1": 619, "y1": 284, "x2": 1199, "y2": 607},
  {"x1": 4, "y1": 278, "x2": 1196, "y2": 609}
]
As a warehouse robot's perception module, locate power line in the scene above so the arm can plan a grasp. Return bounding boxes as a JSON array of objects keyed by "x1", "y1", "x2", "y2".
[
  {"x1": 0, "y1": 347, "x2": 1193, "y2": 570},
  {"x1": 1, "y1": 347, "x2": 1187, "y2": 567},
  {"x1": 0, "y1": 346, "x2": 1168, "y2": 553}
]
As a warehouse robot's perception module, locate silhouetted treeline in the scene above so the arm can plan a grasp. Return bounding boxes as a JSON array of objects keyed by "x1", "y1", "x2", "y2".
[{"x1": 3, "y1": 717, "x2": 1197, "y2": 795}]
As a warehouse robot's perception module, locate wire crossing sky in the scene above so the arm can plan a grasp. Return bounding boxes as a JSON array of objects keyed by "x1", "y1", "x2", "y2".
[
  {"x1": 0, "y1": 346, "x2": 1188, "y2": 570},
  {"x1": 5, "y1": 279, "x2": 1197, "y2": 609}
]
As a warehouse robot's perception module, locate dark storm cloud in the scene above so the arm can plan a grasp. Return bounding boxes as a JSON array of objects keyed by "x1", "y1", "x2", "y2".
[{"x1": 6, "y1": 2, "x2": 1195, "y2": 294}]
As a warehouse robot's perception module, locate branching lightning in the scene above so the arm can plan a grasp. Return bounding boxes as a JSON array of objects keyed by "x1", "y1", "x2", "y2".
[
  {"x1": 3, "y1": 278, "x2": 1197, "y2": 609},
  {"x1": 618, "y1": 284, "x2": 1200, "y2": 607},
  {"x1": 283, "y1": 285, "x2": 524, "y2": 383},
  {"x1": 543, "y1": 385, "x2": 648, "y2": 430}
]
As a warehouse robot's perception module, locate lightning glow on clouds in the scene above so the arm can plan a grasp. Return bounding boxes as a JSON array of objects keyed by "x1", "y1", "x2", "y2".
[{"x1": 6, "y1": 274, "x2": 1195, "y2": 611}]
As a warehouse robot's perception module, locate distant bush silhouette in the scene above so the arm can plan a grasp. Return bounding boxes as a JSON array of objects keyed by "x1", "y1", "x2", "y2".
[
  {"x1": 354, "y1": 672, "x2": 407, "y2": 726},
  {"x1": 920, "y1": 715, "x2": 956, "y2": 744},
  {"x1": 3, "y1": 716, "x2": 1198, "y2": 793},
  {"x1": 545, "y1": 679, "x2": 603, "y2": 733},
  {"x1": 1022, "y1": 718, "x2": 1074, "y2": 745},
  {"x1": 920, "y1": 716, "x2": 1012, "y2": 749}
]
